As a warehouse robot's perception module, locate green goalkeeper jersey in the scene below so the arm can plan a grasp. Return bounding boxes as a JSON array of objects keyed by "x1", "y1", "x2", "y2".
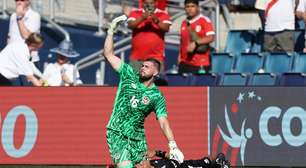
[{"x1": 107, "y1": 62, "x2": 168, "y2": 140}]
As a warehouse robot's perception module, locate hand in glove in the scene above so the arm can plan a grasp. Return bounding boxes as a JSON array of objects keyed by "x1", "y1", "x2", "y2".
[
  {"x1": 168, "y1": 141, "x2": 184, "y2": 163},
  {"x1": 107, "y1": 15, "x2": 127, "y2": 35}
]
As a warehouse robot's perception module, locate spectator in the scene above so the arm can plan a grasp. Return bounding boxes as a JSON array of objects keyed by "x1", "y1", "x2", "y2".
[
  {"x1": 178, "y1": 0, "x2": 215, "y2": 74},
  {"x1": 0, "y1": 33, "x2": 43, "y2": 86},
  {"x1": 255, "y1": 0, "x2": 269, "y2": 30},
  {"x1": 296, "y1": 0, "x2": 306, "y2": 52},
  {"x1": 127, "y1": 0, "x2": 172, "y2": 72},
  {"x1": 264, "y1": 0, "x2": 295, "y2": 52},
  {"x1": 43, "y1": 40, "x2": 82, "y2": 86},
  {"x1": 8, "y1": 0, "x2": 43, "y2": 78}
]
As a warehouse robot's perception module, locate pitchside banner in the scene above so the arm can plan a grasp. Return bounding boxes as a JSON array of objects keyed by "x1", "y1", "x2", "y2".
[
  {"x1": 209, "y1": 87, "x2": 306, "y2": 167},
  {"x1": 0, "y1": 87, "x2": 208, "y2": 165}
]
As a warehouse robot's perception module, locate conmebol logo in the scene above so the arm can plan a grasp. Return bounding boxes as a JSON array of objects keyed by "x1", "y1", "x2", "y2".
[{"x1": 210, "y1": 88, "x2": 306, "y2": 167}]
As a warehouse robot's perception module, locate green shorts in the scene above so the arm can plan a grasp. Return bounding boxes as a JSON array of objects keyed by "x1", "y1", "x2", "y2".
[{"x1": 106, "y1": 129, "x2": 147, "y2": 165}]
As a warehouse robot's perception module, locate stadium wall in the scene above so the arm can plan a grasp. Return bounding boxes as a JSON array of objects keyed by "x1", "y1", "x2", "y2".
[{"x1": 0, "y1": 87, "x2": 208, "y2": 165}]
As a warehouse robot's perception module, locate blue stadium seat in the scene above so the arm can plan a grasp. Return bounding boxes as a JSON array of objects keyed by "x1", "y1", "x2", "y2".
[
  {"x1": 264, "y1": 52, "x2": 294, "y2": 73},
  {"x1": 248, "y1": 73, "x2": 278, "y2": 86},
  {"x1": 224, "y1": 30, "x2": 255, "y2": 56},
  {"x1": 294, "y1": 29, "x2": 305, "y2": 52},
  {"x1": 211, "y1": 53, "x2": 235, "y2": 73},
  {"x1": 279, "y1": 73, "x2": 306, "y2": 86},
  {"x1": 219, "y1": 73, "x2": 248, "y2": 86},
  {"x1": 293, "y1": 53, "x2": 306, "y2": 73},
  {"x1": 166, "y1": 74, "x2": 193, "y2": 86},
  {"x1": 191, "y1": 74, "x2": 218, "y2": 86},
  {"x1": 235, "y1": 53, "x2": 264, "y2": 73}
]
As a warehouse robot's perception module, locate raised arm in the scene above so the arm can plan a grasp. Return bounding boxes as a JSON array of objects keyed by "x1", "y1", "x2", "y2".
[{"x1": 103, "y1": 15, "x2": 127, "y2": 71}]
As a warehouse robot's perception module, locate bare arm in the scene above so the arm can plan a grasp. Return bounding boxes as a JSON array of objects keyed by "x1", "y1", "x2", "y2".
[
  {"x1": 27, "y1": 75, "x2": 42, "y2": 86},
  {"x1": 196, "y1": 35, "x2": 215, "y2": 45},
  {"x1": 17, "y1": 20, "x2": 32, "y2": 39},
  {"x1": 16, "y1": 5, "x2": 32, "y2": 39},
  {"x1": 103, "y1": 34, "x2": 122, "y2": 71},
  {"x1": 158, "y1": 116, "x2": 175, "y2": 142},
  {"x1": 128, "y1": 15, "x2": 147, "y2": 29}
]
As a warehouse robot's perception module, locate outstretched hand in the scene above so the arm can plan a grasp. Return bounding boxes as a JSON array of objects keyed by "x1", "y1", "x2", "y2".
[
  {"x1": 168, "y1": 141, "x2": 184, "y2": 163},
  {"x1": 107, "y1": 15, "x2": 128, "y2": 35}
]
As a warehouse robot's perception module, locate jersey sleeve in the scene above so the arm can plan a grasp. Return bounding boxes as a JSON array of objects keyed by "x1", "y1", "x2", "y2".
[
  {"x1": 154, "y1": 93, "x2": 168, "y2": 119},
  {"x1": 159, "y1": 12, "x2": 172, "y2": 25},
  {"x1": 117, "y1": 61, "x2": 137, "y2": 80},
  {"x1": 128, "y1": 10, "x2": 140, "y2": 22},
  {"x1": 202, "y1": 17, "x2": 215, "y2": 36}
]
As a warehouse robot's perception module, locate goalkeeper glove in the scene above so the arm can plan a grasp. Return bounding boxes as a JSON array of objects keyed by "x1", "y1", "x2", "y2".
[
  {"x1": 168, "y1": 140, "x2": 184, "y2": 163},
  {"x1": 107, "y1": 15, "x2": 127, "y2": 35}
]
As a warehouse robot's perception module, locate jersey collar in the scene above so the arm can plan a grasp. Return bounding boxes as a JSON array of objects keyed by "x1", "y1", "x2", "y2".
[{"x1": 188, "y1": 14, "x2": 203, "y2": 24}]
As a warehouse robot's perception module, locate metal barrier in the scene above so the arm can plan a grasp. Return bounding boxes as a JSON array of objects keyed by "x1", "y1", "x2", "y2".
[{"x1": 0, "y1": 0, "x2": 8, "y2": 19}]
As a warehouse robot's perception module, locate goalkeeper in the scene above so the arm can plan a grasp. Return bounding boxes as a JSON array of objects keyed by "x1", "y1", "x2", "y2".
[{"x1": 104, "y1": 15, "x2": 184, "y2": 168}]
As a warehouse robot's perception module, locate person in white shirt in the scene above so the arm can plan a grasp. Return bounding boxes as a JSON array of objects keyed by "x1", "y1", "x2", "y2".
[
  {"x1": 8, "y1": 0, "x2": 43, "y2": 78},
  {"x1": 264, "y1": 0, "x2": 296, "y2": 52},
  {"x1": 0, "y1": 33, "x2": 44, "y2": 86},
  {"x1": 43, "y1": 40, "x2": 82, "y2": 86}
]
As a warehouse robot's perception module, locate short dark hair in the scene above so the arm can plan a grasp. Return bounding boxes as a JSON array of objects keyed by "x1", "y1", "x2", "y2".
[
  {"x1": 25, "y1": 33, "x2": 44, "y2": 46},
  {"x1": 184, "y1": 0, "x2": 199, "y2": 6},
  {"x1": 144, "y1": 58, "x2": 161, "y2": 73}
]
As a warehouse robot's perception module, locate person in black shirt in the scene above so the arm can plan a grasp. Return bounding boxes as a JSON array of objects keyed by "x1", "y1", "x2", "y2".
[{"x1": 135, "y1": 150, "x2": 230, "y2": 168}]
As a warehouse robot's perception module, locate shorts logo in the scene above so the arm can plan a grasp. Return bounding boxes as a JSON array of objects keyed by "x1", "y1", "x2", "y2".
[{"x1": 142, "y1": 97, "x2": 150, "y2": 105}]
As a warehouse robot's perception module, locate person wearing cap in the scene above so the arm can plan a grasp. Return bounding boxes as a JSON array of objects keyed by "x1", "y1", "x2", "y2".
[
  {"x1": 42, "y1": 40, "x2": 82, "y2": 86},
  {"x1": 0, "y1": 33, "x2": 43, "y2": 86}
]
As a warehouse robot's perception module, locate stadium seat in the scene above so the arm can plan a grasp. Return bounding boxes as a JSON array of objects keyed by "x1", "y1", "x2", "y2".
[
  {"x1": 293, "y1": 53, "x2": 306, "y2": 73},
  {"x1": 211, "y1": 53, "x2": 235, "y2": 73},
  {"x1": 234, "y1": 53, "x2": 264, "y2": 73},
  {"x1": 219, "y1": 73, "x2": 248, "y2": 86},
  {"x1": 191, "y1": 73, "x2": 219, "y2": 86},
  {"x1": 224, "y1": 30, "x2": 255, "y2": 56},
  {"x1": 166, "y1": 74, "x2": 193, "y2": 86},
  {"x1": 279, "y1": 73, "x2": 306, "y2": 86},
  {"x1": 264, "y1": 52, "x2": 294, "y2": 73},
  {"x1": 248, "y1": 73, "x2": 278, "y2": 86}
]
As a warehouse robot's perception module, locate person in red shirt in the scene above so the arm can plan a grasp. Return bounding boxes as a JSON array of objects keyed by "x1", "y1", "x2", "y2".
[
  {"x1": 128, "y1": 0, "x2": 171, "y2": 72},
  {"x1": 179, "y1": 0, "x2": 215, "y2": 74}
]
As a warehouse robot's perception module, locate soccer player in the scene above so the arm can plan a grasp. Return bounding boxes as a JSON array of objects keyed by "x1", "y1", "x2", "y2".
[{"x1": 103, "y1": 15, "x2": 184, "y2": 168}]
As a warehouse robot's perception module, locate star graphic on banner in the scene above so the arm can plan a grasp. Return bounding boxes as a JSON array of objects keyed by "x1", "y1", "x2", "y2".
[
  {"x1": 237, "y1": 93, "x2": 245, "y2": 103},
  {"x1": 248, "y1": 91, "x2": 256, "y2": 99}
]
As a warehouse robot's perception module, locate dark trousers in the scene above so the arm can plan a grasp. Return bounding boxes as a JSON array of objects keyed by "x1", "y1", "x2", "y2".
[{"x1": 0, "y1": 74, "x2": 12, "y2": 86}]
